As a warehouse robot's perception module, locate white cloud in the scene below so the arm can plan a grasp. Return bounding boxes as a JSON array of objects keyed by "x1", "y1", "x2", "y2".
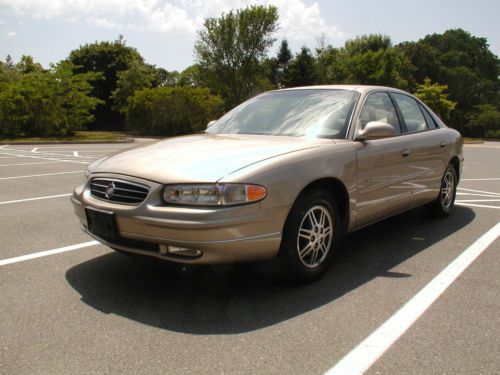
[
  {"x1": 7, "y1": 30, "x2": 17, "y2": 37},
  {"x1": 149, "y1": 3, "x2": 196, "y2": 33},
  {"x1": 0, "y1": 0, "x2": 342, "y2": 42}
]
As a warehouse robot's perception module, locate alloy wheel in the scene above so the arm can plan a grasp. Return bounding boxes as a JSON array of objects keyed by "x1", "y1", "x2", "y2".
[
  {"x1": 441, "y1": 170, "x2": 455, "y2": 209},
  {"x1": 296, "y1": 205, "x2": 333, "y2": 268}
]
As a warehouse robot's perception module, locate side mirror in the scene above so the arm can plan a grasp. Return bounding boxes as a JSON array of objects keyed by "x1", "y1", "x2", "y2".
[
  {"x1": 206, "y1": 120, "x2": 216, "y2": 129},
  {"x1": 356, "y1": 121, "x2": 396, "y2": 141}
]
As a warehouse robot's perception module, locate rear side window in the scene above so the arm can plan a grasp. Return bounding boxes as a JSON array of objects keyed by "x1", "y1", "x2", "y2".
[
  {"x1": 359, "y1": 92, "x2": 401, "y2": 134},
  {"x1": 419, "y1": 104, "x2": 439, "y2": 129},
  {"x1": 392, "y1": 93, "x2": 428, "y2": 134}
]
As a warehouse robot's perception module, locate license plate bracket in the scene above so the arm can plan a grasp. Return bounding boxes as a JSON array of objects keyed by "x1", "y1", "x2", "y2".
[{"x1": 85, "y1": 208, "x2": 118, "y2": 241}]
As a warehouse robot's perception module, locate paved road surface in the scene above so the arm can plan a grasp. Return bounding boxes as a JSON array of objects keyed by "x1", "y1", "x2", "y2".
[{"x1": 0, "y1": 141, "x2": 498, "y2": 374}]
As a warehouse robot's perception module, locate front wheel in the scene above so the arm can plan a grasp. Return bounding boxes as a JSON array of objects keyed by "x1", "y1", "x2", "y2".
[
  {"x1": 279, "y1": 189, "x2": 340, "y2": 283},
  {"x1": 428, "y1": 164, "x2": 457, "y2": 218}
]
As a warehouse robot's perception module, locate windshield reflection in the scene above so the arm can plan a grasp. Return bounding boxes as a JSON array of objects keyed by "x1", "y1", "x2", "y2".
[{"x1": 206, "y1": 89, "x2": 359, "y2": 139}]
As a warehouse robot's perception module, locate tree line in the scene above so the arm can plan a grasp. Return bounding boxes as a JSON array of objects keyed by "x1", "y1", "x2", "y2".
[{"x1": 1, "y1": 5, "x2": 499, "y2": 139}]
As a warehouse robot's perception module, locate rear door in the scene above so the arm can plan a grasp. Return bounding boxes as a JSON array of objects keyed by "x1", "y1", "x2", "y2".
[
  {"x1": 390, "y1": 93, "x2": 449, "y2": 206},
  {"x1": 354, "y1": 91, "x2": 413, "y2": 228}
]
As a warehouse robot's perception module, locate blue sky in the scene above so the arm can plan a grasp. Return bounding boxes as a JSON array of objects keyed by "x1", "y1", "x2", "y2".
[{"x1": 0, "y1": 0, "x2": 499, "y2": 71}]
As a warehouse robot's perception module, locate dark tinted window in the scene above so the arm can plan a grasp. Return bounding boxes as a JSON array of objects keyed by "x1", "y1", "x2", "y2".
[
  {"x1": 392, "y1": 93, "x2": 428, "y2": 133},
  {"x1": 206, "y1": 89, "x2": 359, "y2": 139},
  {"x1": 359, "y1": 92, "x2": 401, "y2": 134},
  {"x1": 420, "y1": 104, "x2": 438, "y2": 129}
]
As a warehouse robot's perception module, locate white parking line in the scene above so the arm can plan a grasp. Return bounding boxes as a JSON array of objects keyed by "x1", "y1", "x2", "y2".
[
  {"x1": 0, "y1": 161, "x2": 62, "y2": 167},
  {"x1": 456, "y1": 199, "x2": 500, "y2": 203},
  {"x1": 0, "y1": 152, "x2": 90, "y2": 165},
  {"x1": 0, "y1": 193, "x2": 72, "y2": 205},
  {"x1": 457, "y1": 188, "x2": 500, "y2": 197},
  {"x1": 456, "y1": 202, "x2": 500, "y2": 210},
  {"x1": 325, "y1": 223, "x2": 500, "y2": 375},
  {"x1": 3, "y1": 147, "x2": 97, "y2": 159},
  {"x1": 0, "y1": 171, "x2": 81, "y2": 180},
  {"x1": 456, "y1": 192, "x2": 500, "y2": 198},
  {"x1": 0, "y1": 241, "x2": 100, "y2": 266},
  {"x1": 461, "y1": 178, "x2": 500, "y2": 181}
]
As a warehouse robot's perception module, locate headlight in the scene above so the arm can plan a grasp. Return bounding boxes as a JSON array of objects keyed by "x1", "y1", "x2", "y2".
[{"x1": 163, "y1": 184, "x2": 267, "y2": 206}]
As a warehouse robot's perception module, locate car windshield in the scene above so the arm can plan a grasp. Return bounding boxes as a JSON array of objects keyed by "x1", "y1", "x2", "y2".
[{"x1": 206, "y1": 89, "x2": 359, "y2": 138}]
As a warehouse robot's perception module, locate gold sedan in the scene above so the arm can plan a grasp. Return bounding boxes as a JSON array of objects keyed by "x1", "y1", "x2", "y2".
[{"x1": 72, "y1": 85, "x2": 463, "y2": 282}]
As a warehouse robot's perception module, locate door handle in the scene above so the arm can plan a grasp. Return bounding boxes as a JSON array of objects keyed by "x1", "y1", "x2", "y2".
[
  {"x1": 440, "y1": 141, "x2": 446, "y2": 148},
  {"x1": 402, "y1": 149, "x2": 411, "y2": 157}
]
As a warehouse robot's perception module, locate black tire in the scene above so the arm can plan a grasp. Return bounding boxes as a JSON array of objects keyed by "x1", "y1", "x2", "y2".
[
  {"x1": 279, "y1": 189, "x2": 340, "y2": 283},
  {"x1": 428, "y1": 164, "x2": 457, "y2": 218}
]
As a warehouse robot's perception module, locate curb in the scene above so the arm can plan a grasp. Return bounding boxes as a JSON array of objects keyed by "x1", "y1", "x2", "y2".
[{"x1": 0, "y1": 139, "x2": 135, "y2": 145}]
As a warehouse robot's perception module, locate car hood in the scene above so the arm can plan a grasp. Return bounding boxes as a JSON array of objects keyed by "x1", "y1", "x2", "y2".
[{"x1": 90, "y1": 133, "x2": 330, "y2": 183}]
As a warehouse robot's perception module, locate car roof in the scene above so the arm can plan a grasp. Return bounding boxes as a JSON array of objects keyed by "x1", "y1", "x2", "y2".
[{"x1": 278, "y1": 85, "x2": 410, "y2": 95}]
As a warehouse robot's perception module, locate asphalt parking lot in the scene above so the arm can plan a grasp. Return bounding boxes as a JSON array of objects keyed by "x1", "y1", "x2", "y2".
[{"x1": 1, "y1": 141, "x2": 499, "y2": 375}]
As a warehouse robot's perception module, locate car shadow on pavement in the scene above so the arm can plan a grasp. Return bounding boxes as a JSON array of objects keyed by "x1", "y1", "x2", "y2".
[{"x1": 65, "y1": 206, "x2": 475, "y2": 334}]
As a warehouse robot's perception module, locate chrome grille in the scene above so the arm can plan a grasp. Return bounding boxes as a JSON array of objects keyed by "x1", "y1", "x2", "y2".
[{"x1": 89, "y1": 178, "x2": 150, "y2": 205}]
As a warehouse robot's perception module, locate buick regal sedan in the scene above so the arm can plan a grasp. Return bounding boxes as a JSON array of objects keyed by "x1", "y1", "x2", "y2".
[{"x1": 72, "y1": 85, "x2": 463, "y2": 282}]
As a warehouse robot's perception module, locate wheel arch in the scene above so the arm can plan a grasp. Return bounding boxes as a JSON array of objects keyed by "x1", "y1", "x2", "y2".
[
  {"x1": 449, "y1": 156, "x2": 461, "y2": 182},
  {"x1": 288, "y1": 177, "x2": 350, "y2": 236}
]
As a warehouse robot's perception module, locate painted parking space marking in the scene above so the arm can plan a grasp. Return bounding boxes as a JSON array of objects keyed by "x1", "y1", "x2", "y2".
[
  {"x1": 461, "y1": 178, "x2": 500, "y2": 181},
  {"x1": 456, "y1": 199, "x2": 500, "y2": 203},
  {"x1": 456, "y1": 192, "x2": 500, "y2": 198},
  {"x1": 0, "y1": 152, "x2": 91, "y2": 165},
  {"x1": 457, "y1": 187, "x2": 500, "y2": 197},
  {"x1": 0, "y1": 193, "x2": 72, "y2": 205},
  {"x1": 455, "y1": 202, "x2": 500, "y2": 210},
  {"x1": 325, "y1": 223, "x2": 500, "y2": 375},
  {"x1": 0, "y1": 241, "x2": 100, "y2": 266},
  {"x1": 2, "y1": 147, "x2": 97, "y2": 159},
  {"x1": 0, "y1": 171, "x2": 82, "y2": 180},
  {"x1": 456, "y1": 186, "x2": 500, "y2": 210},
  {"x1": 0, "y1": 161, "x2": 63, "y2": 167}
]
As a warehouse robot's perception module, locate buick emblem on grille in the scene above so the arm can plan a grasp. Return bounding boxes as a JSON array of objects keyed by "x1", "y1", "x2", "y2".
[{"x1": 105, "y1": 182, "x2": 116, "y2": 199}]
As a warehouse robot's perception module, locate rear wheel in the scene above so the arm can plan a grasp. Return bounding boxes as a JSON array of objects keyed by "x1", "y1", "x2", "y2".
[
  {"x1": 279, "y1": 189, "x2": 340, "y2": 283},
  {"x1": 428, "y1": 164, "x2": 457, "y2": 218}
]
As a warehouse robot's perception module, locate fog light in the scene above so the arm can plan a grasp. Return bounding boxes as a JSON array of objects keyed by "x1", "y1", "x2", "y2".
[{"x1": 159, "y1": 245, "x2": 202, "y2": 257}]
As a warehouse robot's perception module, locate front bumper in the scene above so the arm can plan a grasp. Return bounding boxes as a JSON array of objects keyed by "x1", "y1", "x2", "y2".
[{"x1": 72, "y1": 174, "x2": 288, "y2": 264}]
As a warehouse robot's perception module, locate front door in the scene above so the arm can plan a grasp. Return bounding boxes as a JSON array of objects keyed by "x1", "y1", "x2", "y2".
[{"x1": 353, "y1": 91, "x2": 413, "y2": 228}]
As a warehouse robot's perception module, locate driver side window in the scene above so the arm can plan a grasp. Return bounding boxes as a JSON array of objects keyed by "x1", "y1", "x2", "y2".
[{"x1": 359, "y1": 92, "x2": 401, "y2": 134}]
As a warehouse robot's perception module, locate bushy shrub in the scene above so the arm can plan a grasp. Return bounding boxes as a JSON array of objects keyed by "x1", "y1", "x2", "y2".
[
  {"x1": 125, "y1": 86, "x2": 224, "y2": 136},
  {"x1": 465, "y1": 104, "x2": 500, "y2": 138},
  {"x1": 0, "y1": 62, "x2": 101, "y2": 137},
  {"x1": 485, "y1": 129, "x2": 500, "y2": 139}
]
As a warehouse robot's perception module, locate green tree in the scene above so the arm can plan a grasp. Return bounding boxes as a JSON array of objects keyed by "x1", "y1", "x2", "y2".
[
  {"x1": 125, "y1": 86, "x2": 223, "y2": 136},
  {"x1": 466, "y1": 104, "x2": 500, "y2": 138},
  {"x1": 67, "y1": 36, "x2": 145, "y2": 130},
  {"x1": 328, "y1": 34, "x2": 413, "y2": 89},
  {"x1": 16, "y1": 55, "x2": 45, "y2": 74},
  {"x1": 154, "y1": 68, "x2": 180, "y2": 87},
  {"x1": 315, "y1": 45, "x2": 338, "y2": 84},
  {"x1": 0, "y1": 59, "x2": 19, "y2": 84},
  {"x1": 111, "y1": 61, "x2": 155, "y2": 113},
  {"x1": 194, "y1": 5, "x2": 278, "y2": 108},
  {"x1": 414, "y1": 78, "x2": 456, "y2": 122},
  {"x1": 178, "y1": 65, "x2": 203, "y2": 87},
  {"x1": 399, "y1": 29, "x2": 500, "y2": 109},
  {"x1": 270, "y1": 39, "x2": 293, "y2": 88},
  {"x1": 0, "y1": 62, "x2": 101, "y2": 137},
  {"x1": 285, "y1": 47, "x2": 317, "y2": 87}
]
